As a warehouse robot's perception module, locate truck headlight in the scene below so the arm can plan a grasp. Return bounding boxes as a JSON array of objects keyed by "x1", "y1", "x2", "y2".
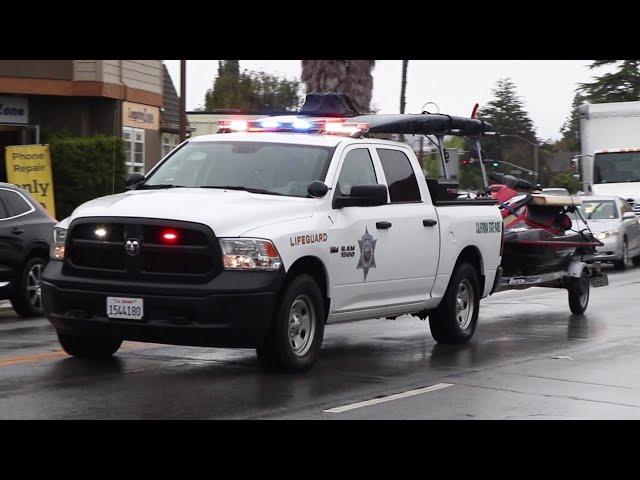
[
  {"x1": 220, "y1": 238, "x2": 282, "y2": 271},
  {"x1": 51, "y1": 227, "x2": 68, "y2": 260},
  {"x1": 596, "y1": 229, "x2": 619, "y2": 240}
]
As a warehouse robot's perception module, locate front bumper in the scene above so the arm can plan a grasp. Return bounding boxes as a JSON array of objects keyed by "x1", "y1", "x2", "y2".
[
  {"x1": 592, "y1": 236, "x2": 621, "y2": 262},
  {"x1": 42, "y1": 261, "x2": 284, "y2": 348}
]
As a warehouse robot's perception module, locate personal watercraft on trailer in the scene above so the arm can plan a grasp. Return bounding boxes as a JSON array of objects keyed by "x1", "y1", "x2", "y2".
[
  {"x1": 487, "y1": 172, "x2": 608, "y2": 314},
  {"x1": 489, "y1": 172, "x2": 602, "y2": 276}
]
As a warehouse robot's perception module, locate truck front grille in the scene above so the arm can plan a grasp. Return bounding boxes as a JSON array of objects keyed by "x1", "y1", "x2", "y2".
[{"x1": 64, "y1": 217, "x2": 222, "y2": 283}]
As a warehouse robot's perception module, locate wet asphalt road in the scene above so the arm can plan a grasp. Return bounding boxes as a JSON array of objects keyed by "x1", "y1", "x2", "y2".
[{"x1": 1, "y1": 266, "x2": 639, "y2": 419}]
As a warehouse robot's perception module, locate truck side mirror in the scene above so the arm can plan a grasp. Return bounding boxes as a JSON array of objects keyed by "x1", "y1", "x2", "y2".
[
  {"x1": 307, "y1": 181, "x2": 330, "y2": 198},
  {"x1": 623, "y1": 212, "x2": 636, "y2": 220},
  {"x1": 333, "y1": 184, "x2": 388, "y2": 209},
  {"x1": 123, "y1": 172, "x2": 145, "y2": 190}
]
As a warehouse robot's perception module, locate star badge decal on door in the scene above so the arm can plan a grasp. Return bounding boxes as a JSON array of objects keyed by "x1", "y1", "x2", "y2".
[{"x1": 357, "y1": 227, "x2": 377, "y2": 281}]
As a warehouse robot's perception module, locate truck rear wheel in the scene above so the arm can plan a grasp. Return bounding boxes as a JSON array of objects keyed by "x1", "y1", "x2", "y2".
[
  {"x1": 57, "y1": 332, "x2": 122, "y2": 359},
  {"x1": 429, "y1": 262, "x2": 480, "y2": 344},
  {"x1": 568, "y1": 270, "x2": 590, "y2": 315},
  {"x1": 256, "y1": 274, "x2": 325, "y2": 373}
]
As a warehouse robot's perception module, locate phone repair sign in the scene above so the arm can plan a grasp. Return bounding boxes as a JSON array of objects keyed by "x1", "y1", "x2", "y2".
[{"x1": 5, "y1": 145, "x2": 56, "y2": 218}]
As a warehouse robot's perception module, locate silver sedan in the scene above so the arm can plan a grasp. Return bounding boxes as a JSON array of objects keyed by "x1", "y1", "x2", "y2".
[{"x1": 574, "y1": 196, "x2": 640, "y2": 270}]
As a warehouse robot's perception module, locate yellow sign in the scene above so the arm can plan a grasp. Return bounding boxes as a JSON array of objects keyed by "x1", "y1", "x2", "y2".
[
  {"x1": 5, "y1": 145, "x2": 56, "y2": 218},
  {"x1": 122, "y1": 101, "x2": 159, "y2": 130}
]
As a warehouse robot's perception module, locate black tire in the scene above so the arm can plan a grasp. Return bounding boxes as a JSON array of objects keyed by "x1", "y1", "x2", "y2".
[
  {"x1": 256, "y1": 274, "x2": 325, "y2": 373},
  {"x1": 613, "y1": 238, "x2": 629, "y2": 270},
  {"x1": 57, "y1": 332, "x2": 122, "y2": 358},
  {"x1": 568, "y1": 269, "x2": 590, "y2": 315},
  {"x1": 633, "y1": 256, "x2": 640, "y2": 267},
  {"x1": 429, "y1": 261, "x2": 480, "y2": 344},
  {"x1": 10, "y1": 257, "x2": 47, "y2": 318}
]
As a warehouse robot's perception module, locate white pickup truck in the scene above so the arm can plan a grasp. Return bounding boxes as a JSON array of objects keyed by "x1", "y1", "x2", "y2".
[{"x1": 42, "y1": 107, "x2": 503, "y2": 372}]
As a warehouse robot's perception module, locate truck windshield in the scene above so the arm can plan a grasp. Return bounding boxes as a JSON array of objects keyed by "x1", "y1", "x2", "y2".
[
  {"x1": 594, "y1": 151, "x2": 640, "y2": 184},
  {"x1": 142, "y1": 141, "x2": 333, "y2": 197},
  {"x1": 577, "y1": 200, "x2": 619, "y2": 220}
]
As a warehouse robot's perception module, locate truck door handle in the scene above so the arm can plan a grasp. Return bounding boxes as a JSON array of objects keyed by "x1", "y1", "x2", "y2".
[
  {"x1": 376, "y1": 221, "x2": 392, "y2": 230},
  {"x1": 423, "y1": 219, "x2": 437, "y2": 227},
  {"x1": 11, "y1": 227, "x2": 24, "y2": 235}
]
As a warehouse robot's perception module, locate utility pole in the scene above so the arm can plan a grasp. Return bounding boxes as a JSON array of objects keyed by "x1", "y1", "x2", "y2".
[
  {"x1": 179, "y1": 60, "x2": 187, "y2": 142},
  {"x1": 399, "y1": 60, "x2": 408, "y2": 144}
]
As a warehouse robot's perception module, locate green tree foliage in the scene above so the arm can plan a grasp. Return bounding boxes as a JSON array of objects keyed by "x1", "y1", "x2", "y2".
[
  {"x1": 48, "y1": 134, "x2": 127, "y2": 219},
  {"x1": 546, "y1": 171, "x2": 581, "y2": 194},
  {"x1": 204, "y1": 60, "x2": 302, "y2": 111},
  {"x1": 579, "y1": 60, "x2": 640, "y2": 103},
  {"x1": 559, "y1": 92, "x2": 586, "y2": 152},
  {"x1": 476, "y1": 78, "x2": 538, "y2": 171}
]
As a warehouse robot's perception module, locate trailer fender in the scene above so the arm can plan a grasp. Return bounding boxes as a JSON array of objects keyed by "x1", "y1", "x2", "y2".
[{"x1": 565, "y1": 261, "x2": 588, "y2": 278}]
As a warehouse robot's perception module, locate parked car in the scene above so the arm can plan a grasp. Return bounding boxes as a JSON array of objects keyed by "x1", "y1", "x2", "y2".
[
  {"x1": 0, "y1": 183, "x2": 55, "y2": 316},
  {"x1": 542, "y1": 187, "x2": 570, "y2": 196},
  {"x1": 573, "y1": 195, "x2": 640, "y2": 270}
]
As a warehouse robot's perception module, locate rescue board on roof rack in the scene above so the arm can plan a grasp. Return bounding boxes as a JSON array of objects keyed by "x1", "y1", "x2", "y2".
[{"x1": 350, "y1": 113, "x2": 492, "y2": 137}]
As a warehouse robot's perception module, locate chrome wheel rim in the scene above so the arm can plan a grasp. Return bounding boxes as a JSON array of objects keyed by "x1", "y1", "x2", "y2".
[
  {"x1": 288, "y1": 295, "x2": 315, "y2": 357},
  {"x1": 456, "y1": 279, "x2": 474, "y2": 330},
  {"x1": 27, "y1": 262, "x2": 44, "y2": 311}
]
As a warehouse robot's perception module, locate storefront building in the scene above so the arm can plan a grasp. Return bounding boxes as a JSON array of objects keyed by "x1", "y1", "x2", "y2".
[
  {"x1": 160, "y1": 64, "x2": 193, "y2": 157},
  {"x1": 0, "y1": 60, "x2": 164, "y2": 177}
]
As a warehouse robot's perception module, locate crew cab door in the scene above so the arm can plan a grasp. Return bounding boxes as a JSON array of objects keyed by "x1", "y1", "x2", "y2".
[
  {"x1": 327, "y1": 145, "x2": 438, "y2": 320},
  {"x1": 327, "y1": 146, "x2": 388, "y2": 316},
  {"x1": 372, "y1": 146, "x2": 439, "y2": 303}
]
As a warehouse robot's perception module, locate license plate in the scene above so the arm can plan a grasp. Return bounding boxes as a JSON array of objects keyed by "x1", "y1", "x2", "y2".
[{"x1": 107, "y1": 297, "x2": 144, "y2": 320}]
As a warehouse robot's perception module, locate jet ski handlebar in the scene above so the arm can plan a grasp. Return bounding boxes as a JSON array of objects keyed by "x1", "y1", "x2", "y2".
[{"x1": 489, "y1": 172, "x2": 535, "y2": 191}]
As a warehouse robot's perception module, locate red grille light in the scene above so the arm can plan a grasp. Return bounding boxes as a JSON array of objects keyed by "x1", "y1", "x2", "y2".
[{"x1": 161, "y1": 229, "x2": 179, "y2": 244}]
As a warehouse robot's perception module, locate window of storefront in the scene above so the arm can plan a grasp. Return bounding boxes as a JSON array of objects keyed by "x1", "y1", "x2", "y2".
[
  {"x1": 162, "y1": 133, "x2": 180, "y2": 158},
  {"x1": 123, "y1": 126, "x2": 145, "y2": 173}
]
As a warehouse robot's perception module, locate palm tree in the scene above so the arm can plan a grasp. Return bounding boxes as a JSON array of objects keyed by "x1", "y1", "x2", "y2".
[
  {"x1": 400, "y1": 60, "x2": 408, "y2": 114},
  {"x1": 301, "y1": 60, "x2": 375, "y2": 113}
]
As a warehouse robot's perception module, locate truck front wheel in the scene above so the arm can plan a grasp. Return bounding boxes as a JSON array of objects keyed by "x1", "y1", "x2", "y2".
[
  {"x1": 57, "y1": 332, "x2": 122, "y2": 359},
  {"x1": 256, "y1": 274, "x2": 325, "y2": 373},
  {"x1": 429, "y1": 262, "x2": 480, "y2": 344}
]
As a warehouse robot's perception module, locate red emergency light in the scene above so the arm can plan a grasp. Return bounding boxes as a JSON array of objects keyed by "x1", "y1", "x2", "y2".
[
  {"x1": 161, "y1": 229, "x2": 179, "y2": 244},
  {"x1": 217, "y1": 116, "x2": 368, "y2": 137}
]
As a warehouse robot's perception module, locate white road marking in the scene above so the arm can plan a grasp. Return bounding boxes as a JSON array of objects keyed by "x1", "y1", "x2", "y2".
[{"x1": 323, "y1": 383, "x2": 454, "y2": 413}]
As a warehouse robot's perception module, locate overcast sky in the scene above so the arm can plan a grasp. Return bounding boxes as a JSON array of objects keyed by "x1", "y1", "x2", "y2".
[{"x1": 164, "y1": 60, "x2": 605, "y2": 141}]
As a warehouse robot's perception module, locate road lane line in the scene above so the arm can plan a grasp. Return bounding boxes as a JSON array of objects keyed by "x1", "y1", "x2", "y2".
[
  {"x1": 0, "y1": 342, "x2": 151, "y2": 368},
  {"x1": 323, "y1": 383, "x2": 454, "y2": 413}
]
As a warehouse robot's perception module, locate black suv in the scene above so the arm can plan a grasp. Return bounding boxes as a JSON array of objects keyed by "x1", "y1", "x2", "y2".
[{"x1": 0, "y1": 183, "x2": 55, "y2": 317}]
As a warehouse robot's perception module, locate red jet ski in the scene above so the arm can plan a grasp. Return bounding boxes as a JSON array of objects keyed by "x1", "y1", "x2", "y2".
[{"x1": 488, "y1": 172, "x2": 601, "y2": 277}]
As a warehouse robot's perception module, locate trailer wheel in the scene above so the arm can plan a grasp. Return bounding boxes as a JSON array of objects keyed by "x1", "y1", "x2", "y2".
[
  {"x1": 429, "y1": 262, "x2": 480, "y2": 344},
  {"x1": 256, "y1": 274, "x2": 325, "y2": 373},
  {"x1": 568, "y1": 269, "x2": 590, "y2": 315}
]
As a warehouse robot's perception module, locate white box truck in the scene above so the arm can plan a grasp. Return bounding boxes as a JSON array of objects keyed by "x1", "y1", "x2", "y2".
[{"x1": 579, "y1": 101, "x2": 640, "y2": 210}]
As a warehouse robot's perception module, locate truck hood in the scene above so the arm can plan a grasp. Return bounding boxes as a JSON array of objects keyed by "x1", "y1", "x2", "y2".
[
  {"x1": 69, "y1": 188, "x2": 314, "y2": 237},
  {"x1": 591, "y1": 183, "x2": 640, "y2": 200}
]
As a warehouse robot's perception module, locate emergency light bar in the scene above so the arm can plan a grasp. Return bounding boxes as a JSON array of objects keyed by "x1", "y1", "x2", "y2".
[{"x1": 217, "y1": 116, "x2": 369, "y2": 137}]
